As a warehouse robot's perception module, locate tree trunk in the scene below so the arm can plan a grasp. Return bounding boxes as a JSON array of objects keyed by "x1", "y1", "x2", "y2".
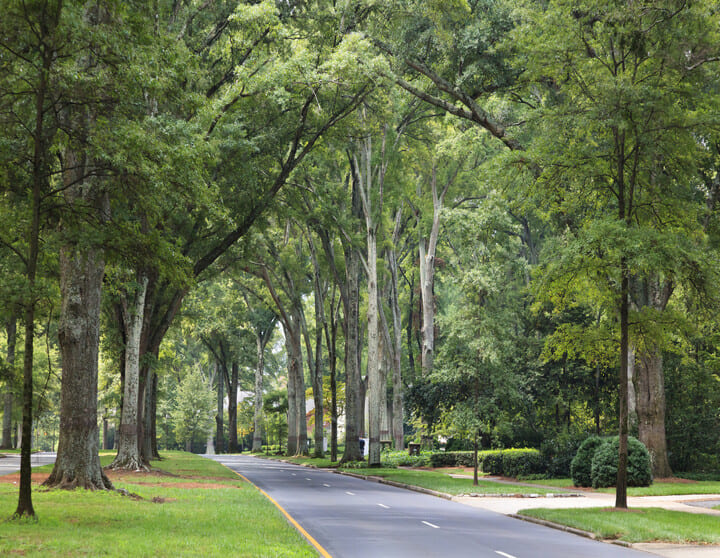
[
  {"x1": 227, "y1": 362, "x2": 239, "y2": 453},
  {"x1": 2, "y1": 315, "x2": 16, "y2": 449},
  {"x1": 110, "y1": 272, "x2": 149, "y2": 471},
  {"x1": 285, "y1": 325, "x2": 299, "y2": 455},
  {"x1": 636, "y1": 348, "x2": 672, "y2": 477},
  {"x1": 216, "y1": 362, "x2": 224, "y2": 454},
  {"x1": 328, "y1": 297, "x2": 339, "y2": 462},
  {"x1": 341, "y1": 229, "x2": 363, "y2": 463},
  {"x1": 388, "y1": 208, "x2": 405, "y2": 450},
  {"x1": 252, "y1": 336, "x2": 266, "y2": 452},
  {"x1": 307, "y1": 233, "x2": 326, "y2": 458},
  {"x1": 627, "y1": 345, "x2": 637, "y2": 434},
  {"x1": 46, "y1": 234, "x2": 112, "y2": 490}
]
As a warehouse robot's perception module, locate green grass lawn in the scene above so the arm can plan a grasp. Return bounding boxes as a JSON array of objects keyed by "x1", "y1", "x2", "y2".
[
  {"x1": 0, "y1": 451, "x2": 317, "y2": 557},
  {"x1": 345, "y1": 468, "x2": 555, "y2": 495},
  {"x1": 520, "y1": 477, "x2": 720, "y2": 496},
  {"x1": 519, "y1": 507, "x2": 720, "y2": 544},
  {"x1": 258, "y1": 454, "x2": 340, "y2": 469}
]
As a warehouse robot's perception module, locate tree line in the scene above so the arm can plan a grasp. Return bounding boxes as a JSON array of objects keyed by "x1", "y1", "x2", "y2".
[{"x1": 1, "y1": 0, "x2": 719, "y2": 518}]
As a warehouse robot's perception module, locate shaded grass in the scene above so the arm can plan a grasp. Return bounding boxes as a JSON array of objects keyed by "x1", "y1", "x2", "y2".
[
  {"x1": 345, "y1": 468, "x2": 555, "y2": 495},
  {"x1": 520, "y1": 477, "x2": 720, "y2": 496},
  {"x1": 259, "y1": 454, "x2": 339, "y2": 469},
  {"x1": 519, "y1": 507, "x2": 720, "y2": 544},
  {"x1": 597, "y1": 481, "x2": 720, "y2": 497},
  {"x1": 0, "y1": 451, "x2": 317, "y2": 557}
]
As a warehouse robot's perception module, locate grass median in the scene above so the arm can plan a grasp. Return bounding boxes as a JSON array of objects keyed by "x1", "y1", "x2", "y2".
[
  {"x1": 519, "y1": 507, "x2": 720, "y2": 544},
  {"x1": 0, "y1": 451, "x2": 317, "y2": 557}
]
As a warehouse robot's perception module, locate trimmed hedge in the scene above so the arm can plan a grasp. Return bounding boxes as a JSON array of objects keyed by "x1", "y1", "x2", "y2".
[
  {"x1": 591, "y1": 436, "x2": 653, "y2": 488},
  {"x1": 429, "y1": 448, "x2": 545, "y2": 477},
  {"x1": 570, "y1": 436, "x2": 605, "y2": 488}
]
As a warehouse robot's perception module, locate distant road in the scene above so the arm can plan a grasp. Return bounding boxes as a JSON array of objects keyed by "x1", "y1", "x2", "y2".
[
  {"x1": 210, "y1": 455, "x2": 649, "y2": 558},
  {"x1": 0, "y1": 452, "x2": 56, "y2": 476}
]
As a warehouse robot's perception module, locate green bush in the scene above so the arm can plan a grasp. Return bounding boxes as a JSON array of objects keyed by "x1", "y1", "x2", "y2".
[
  {"x1": 541, "y1": 433, "x2": 586, "y2": 478},
  {"x1": 479, "y1": 450, "x2": 505, "y2": 475},
  {"x1": 428, "y1": 448, "x2": 547, "y2": 478},
  {"x1": 502, "y1": 449, "x2": 546, "y2": 478},
  {"x1": 382, "y1": 450, "x2": 430, "y2": 468},
  {"x1": 571, "y1": 435, "x2": 605, "y2": 487},
  {"x1": 591, "y1": 436, "x2": 652, "y2": 488},
  {"x1": 429, "y1": 451, "x2": 475, "y2": 467}
]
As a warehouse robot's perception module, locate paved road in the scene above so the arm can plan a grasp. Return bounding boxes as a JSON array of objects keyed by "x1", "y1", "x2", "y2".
[
  {"x1": 0, "y1": 452, "x2": 56, "y2": 476},
  {"x1": 210, "y1": 455, "x2": 650, "y2": 558}
]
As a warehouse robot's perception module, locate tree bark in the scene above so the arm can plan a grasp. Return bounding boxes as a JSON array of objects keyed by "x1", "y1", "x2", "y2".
[
  {"x1": 636, "y1": 349, "x2": 672, "y2": 477},
  {"x1": 284, "y1": 325, "x2": 299, "y2": 455},
  {"x1": 46, "y1": 226, "x2": 112, "y2": 490},
  {"x1": 1, "y1": 314, "x2": 17, "y2": 449},
  {"x1": 216, "y1": 361, "x2": 224, "y2": 454},
  {"x1": 110, "y1": 272, "x2": 149, "y2": 471},
  {"x1": 252, "y1": 335, "x2": 265, "y2": 452},
  {"x1": 227, "y1": 362, "x2": 239, "y2": 453}
]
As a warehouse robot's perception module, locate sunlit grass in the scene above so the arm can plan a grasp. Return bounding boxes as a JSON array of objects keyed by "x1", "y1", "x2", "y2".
[
  {"x1": 345, "y1": 468, "x2": 555, "y2": 495},
  {"x1": 0, "y1": 451, "x2": 317, "y2": 557},
  {"x1": 520, "y1": 507, "x2": 720, "y2": 544}
]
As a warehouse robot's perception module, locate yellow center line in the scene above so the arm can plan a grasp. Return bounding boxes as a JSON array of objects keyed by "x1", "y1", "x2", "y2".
[{"x1": 221, "y1": 463, "x2": 332, "y2": 558}]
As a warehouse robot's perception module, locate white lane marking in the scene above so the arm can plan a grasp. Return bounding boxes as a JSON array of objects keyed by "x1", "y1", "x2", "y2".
[
  {"x1": 346, "y1": 491, "x2": 355, "y2": 496},
  {"x1": 495, "y1": 552, "x2": 517, "y2": 558},
  {"x1": 323, "y1": 483, "x2": 331, "y2": 487},
  {"x1": 305, "y1": 478, "x2": 312, "y2": 481},
  {"x1": 291, "y1": 473, "x2": 296, "y2": 476},
  {"x1": 422, "y1": 521, "x2": 439, "y2": 529},
  {"x1": 377, "y1": 503, "x2": 390, "y2": 509}
]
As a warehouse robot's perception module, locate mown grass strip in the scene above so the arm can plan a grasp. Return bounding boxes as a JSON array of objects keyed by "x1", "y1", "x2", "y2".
[
  {"x1": 0, "y1": 451, "x2": 317, "y2": 557},
  {"x1": 344, "y1": 468, "x2": 555, "y2": 495},
  {"x1": 519, "y1": 507, "x2": 720, "y2": 544}
]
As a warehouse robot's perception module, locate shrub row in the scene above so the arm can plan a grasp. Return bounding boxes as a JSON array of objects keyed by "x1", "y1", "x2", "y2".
[{"x1": 429, "y1": 448, "x2": 545, "y2": 477}]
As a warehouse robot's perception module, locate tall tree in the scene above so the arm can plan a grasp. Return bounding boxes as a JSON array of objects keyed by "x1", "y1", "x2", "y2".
[{"x1": 519, "y1": 0, "x2": 719, "y2": 507}]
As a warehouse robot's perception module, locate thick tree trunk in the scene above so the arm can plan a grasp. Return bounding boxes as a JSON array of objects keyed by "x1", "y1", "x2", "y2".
[
  {"x1": 227, "y1": 362, "x2": 239, "y2": 453},
  {"x1": 636, "y1": 349, "x2": 672, "y2": 477},
  {"x1": 341, "y1": 239, "x2": 363, "y2": 463},
  {"x1": 631, "y1": 277, "x2": 673, "y2": 478},
  {"x1": 46, "y1": 239, "x2": 112, "y2": 490},
  {"x1": 388, "y1": 209, "x2": 405, "y2": 450},
  {"x1": 110, "y1": 273, "x2": 149, "y2": 471},
  {"x1": 285, "y1": 326, "x2": 299, "y2": 455},
  {"x1": 2, "y1": 315, "x2": 16, "y2": 449},
  {"x1": 252, "y1": 337, "x2": 266, "y2": 452}
]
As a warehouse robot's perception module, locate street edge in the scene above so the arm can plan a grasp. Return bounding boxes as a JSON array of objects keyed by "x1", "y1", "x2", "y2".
[
  {"x1": 509, "y1": 513, "x2": 632, "y2": 548},
  {"x1": 219, "y1": 463, "x2": 333, "y2": 558}
]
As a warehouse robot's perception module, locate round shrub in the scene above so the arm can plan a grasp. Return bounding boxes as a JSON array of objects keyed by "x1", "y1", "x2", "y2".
[
  {"x1": 590, "y1": 436, "x2": 653, "y2": 488},
  {"x1": 570, "y1": 435, "x2": 605, "y2": 487}
]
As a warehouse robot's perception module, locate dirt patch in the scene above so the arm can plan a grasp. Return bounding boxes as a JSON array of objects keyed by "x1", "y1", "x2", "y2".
[
  {"x1": 0, "y1": 473, "x2": 50, "y2": 484},
  {"x1": 655, "y1": 477, "x2": 698, "y2": 484}
]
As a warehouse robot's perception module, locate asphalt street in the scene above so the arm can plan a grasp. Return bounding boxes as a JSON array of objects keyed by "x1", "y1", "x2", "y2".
[
  {"x1": 210, "y1": 455, "x2": 651, "y2": 558},
  {"x1": 0, "y1": 452, "x2": 56, "y2": 477}
]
